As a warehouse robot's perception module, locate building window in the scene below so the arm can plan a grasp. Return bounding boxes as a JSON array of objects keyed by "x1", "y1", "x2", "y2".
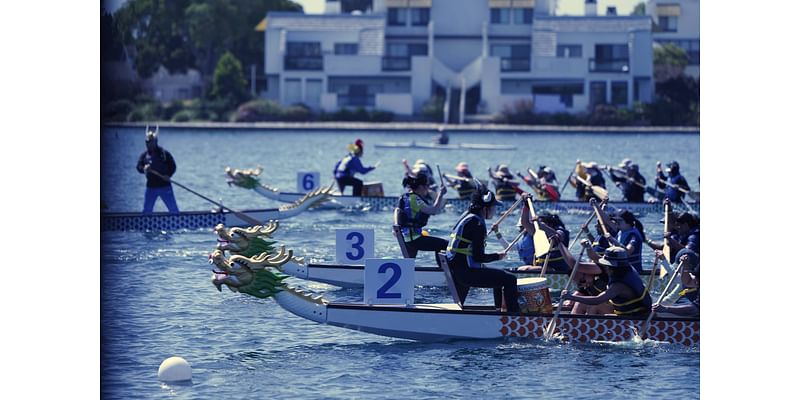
[
  {"x1": 532, "y1": 81, "x2": 584, "y2": 108},
  {"x1": 341, "y1": 0, "x2": 373, "y2": 14},
  {"x1": 334, "y1": 43, "x2": 359, "y2": 55},
  {"x1": 557, "y1": 45, "x2": 582, "y2": 58},
  {"x1": 388, "y1": 8, "x2": 407, "y2": 26},
  {"x1": 658, "y1": 16, "x2": 678, "y2": 32},
  {"x1": 410, "y1": 8, "x2": 430, "y2": 26},
  {"x1": 611, "y1": 81, "x2": 628, "y2": 106},
  {"x1": 590, "y1": 81, "x2": 607, "y2": 108},
  {"x1": 491, "y1": 8, "x2": 510, "y2": 24},
  {"x1": 383, "y1": 43, "x2": 427, "y2": 71},
  {"x1": 512, "y1": 8, "x2": 533, "y2": 24},
  {"x1": 285, "y1": 42, "x2": 322, "y2": 70},
  {"x1": 590, "y1": 44, "x2": 629, "y2": 73},
  {"x1": 491, "y1": 44, "x2": 531, "y2": 72}
]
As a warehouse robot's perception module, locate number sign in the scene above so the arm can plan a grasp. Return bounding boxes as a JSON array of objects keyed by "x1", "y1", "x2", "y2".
[
  {"x1": 335, "y1": 229, "x2": 374, "y2": 264},
  {"x1": 364, "y1": 258, "x2": 415, "y2": 306},
  {"x1": 296, "y1": 171, "x2": 320, "y2": 193}
]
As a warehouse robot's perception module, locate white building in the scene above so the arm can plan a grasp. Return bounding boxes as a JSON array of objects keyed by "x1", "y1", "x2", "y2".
[
  {"x1": 646, "y1": 0, "x2": 700, "y2": 78},
  {"x1": 260, "y1": 0, "x2": 654, "y2": 120}
]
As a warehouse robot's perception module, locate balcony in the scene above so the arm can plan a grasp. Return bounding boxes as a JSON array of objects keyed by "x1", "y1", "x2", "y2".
[
  {"x1": 382, "y1": 57, "x2": 412, "y2": 71},
  {"x1": 589, "y1": 59, "x2": 629, "y2": 73},
  {"x1": 500, "y1": 58, "x2": 530, "y2": 72},
  {"x1": 284, "y1": 56, "x2": 323, "y2": 71}
]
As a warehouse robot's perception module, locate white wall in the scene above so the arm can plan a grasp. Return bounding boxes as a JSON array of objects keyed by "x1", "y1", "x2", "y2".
[
  {"x1": 410, "y1": 56, "x2": 432, "y2": 113},
  {"x1": 376, "y1": 93, "x2": 413, "y2": 115},
  {"x1": 324, "y1": 55, "x2": 383, "y2": 74}
]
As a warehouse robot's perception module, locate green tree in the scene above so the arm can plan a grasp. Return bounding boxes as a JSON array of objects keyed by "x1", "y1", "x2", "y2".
[
  {"x1": 632, "y1": 2, "x2": 646, "y2": 16},
  {"x1": 211, "y1": 51, "x2": 250, "y2": 107},
  {"x1": 653, "y1": 43, "x2": 689, "y2": 82}
]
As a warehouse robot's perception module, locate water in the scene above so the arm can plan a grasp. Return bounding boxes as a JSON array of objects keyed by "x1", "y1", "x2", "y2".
[{"x1": 101, "y1": 127, "x2": 699, "y2": 399}]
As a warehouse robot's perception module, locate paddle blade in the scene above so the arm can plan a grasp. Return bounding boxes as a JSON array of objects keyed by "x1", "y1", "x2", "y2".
[
  {"x1": 533, "y1": 231, "x2": 551, "y2": 257},
  {"x1": 659, "y1": 264, "x2": 668, "y2": 278}
]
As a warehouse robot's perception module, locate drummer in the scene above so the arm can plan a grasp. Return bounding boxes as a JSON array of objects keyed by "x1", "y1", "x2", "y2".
[
  {"x1": 560, "y1": 246, "x2": 653, "y2": 317},
  {"x1": 394, "y1": 174, "x2": 448, "y2": 260},
  {"x1": 446, "y1": 189, "x2": 519, "y2": 312}
]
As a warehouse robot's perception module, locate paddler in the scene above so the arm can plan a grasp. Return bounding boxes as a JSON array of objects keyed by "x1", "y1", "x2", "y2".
[
  {"x1": 446, "y1": 189, "x2": 520, "y2": 312},
  {"x1": 394, "y1": 174, "x2": 449, "y2": 260},
  {"x1": 508, "y1": 201, "x2": 571, "y2": 273},
  {"x1": 442, "y1": 162, "x2": 478, "y2": 199},
  {"x1": 656, "y1": 160, "x2": 691, "y2": 202},
  {"x1": 333, "y1": 139, "x2": 377, "y2": 196},
  {"x1": 570, "y1": 160, "x2": 606, "y2": 201},
  {"x1": 645, "y1": 207, "x2": 700, "y2": 261},
  {"x1": 652, "y1": 253, "x2": 700, "y2": 317},
  {"x1": 136, "y1": 127, "x2": 179, "y2": 214},
  {"x1": 489, "y1": 164, "x2": 519, "y2": 201},
  {"x1": 560, "y1": 239, "x2": 613, "y2": 315},
  {"x1": 433, "y1": 126, "x2": 449, "y2": 145},
  {"x1": 607, "y1": 162, "x2": 647, "y2": 203},
  {"x1": 560, "y1": 246, "x2": 653, "y2": 317},
  {"x1": 536, "y1": 165, "x2": 560, "y2": 200}
]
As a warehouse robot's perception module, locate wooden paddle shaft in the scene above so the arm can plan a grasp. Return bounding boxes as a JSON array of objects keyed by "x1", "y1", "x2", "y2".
[
  {"x1": 568, "y1": 212, "x2": 596, "y2": 251},
  {"x1": 663, "y1": 202, "x2": 672, "y2": 262},
  {"x1": 502, "y1": 229, "x2": 526, "y2": 254},
  {"x1": 490, "y1": 195, "x2": 524, "y2": 231},
  {"x1": 641, "y1": 260, "x2": 686, "y2": 339},
  {"x1": 146, "y1": 169, "x2": 262, "y2": 226},
  {"x1": 545, "y1": 247, "x2": 586, "y2": 340},
  {"x1": 538, "y1": 237, "x2": 557, "y2": 277},
  {"x1": 591, "y1": 201, "x2": 610, "y2": 237}
]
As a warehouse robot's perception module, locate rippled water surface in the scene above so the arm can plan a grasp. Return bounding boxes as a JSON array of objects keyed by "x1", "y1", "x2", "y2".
[{"x1": 101, "y1": 127, "x2": 699, "y2": 399}]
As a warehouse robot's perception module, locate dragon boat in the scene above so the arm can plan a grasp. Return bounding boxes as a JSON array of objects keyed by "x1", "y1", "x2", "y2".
[
  {"x1": 101, "y1": 185, "x2": 332, "y2": 232},
  {"x1": 374, "y1": 141, "x2": 517, "y2": 151},
  {"x1": 225, "y1": 167, "x2": 699, "y2": 215},
  {"x1": 209, "y1": 224, "x2": 699, "y2": 346}
]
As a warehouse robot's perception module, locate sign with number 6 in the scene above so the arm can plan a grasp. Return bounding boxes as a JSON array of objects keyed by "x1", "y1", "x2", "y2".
[
  {"x1": 335, "y1": 229, "x2": 374, "y2": 264},
  {"x1": 364, "y1": 258, "x2": 415, "y2": 306},
  {"x1": 297, "y1": 171, "x2": 320, "y2": 193}
]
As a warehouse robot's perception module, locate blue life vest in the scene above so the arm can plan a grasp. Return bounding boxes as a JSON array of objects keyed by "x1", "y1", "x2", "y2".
[
  {"x1": 397, "y1": 193, "x2": 431, "y2": 242},
  {"x1": 665, "y1": 175, "x2": 687, "y2": 201},
  {"x1": 617, "y1": 228, "x2": 644, "y2": 273},
  {"x1": 608, "y1": 265, "x2": 652, "y2": 316},
  {"x1": 592, "y1": 236, "x2": 610, "y2": 257},
  {"x1": 446, "y1": 213, "x2": 484, "y2": 268},
  {"x1": 516, "y1": 232, "x2": 534, "y2": 265},
  {"x1": 333, "y1": 154, "x2": 354, "y2": 179}
]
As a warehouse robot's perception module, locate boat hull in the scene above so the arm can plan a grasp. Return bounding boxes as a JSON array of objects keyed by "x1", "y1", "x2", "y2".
[{"x1": 102, "y1": 208, "x2": 284, "y2": 231}]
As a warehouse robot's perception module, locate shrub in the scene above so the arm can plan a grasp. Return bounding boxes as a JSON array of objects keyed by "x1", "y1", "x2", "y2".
[
  {"x1": 283, "y1": 103, "x2": 313, "y2": 121},
  {"x1": 421, "y1": 96, "x2": 444, "y2": 121},
  {"x1": 103, "y1": 99, "x2": 135, "y2": 122},
  {"x1": 230, "y1": 99, "x2": 284, "y2": 122},
  {"x1": 370, "y1": 110, "x2": 394, "y2": 122},
  {"x1": 171, "y1": 110, "x2": 195, "y2": 122}
]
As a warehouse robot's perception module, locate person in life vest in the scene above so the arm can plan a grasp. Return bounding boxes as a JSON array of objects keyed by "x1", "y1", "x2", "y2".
[
  {"x1": 443, "y1": 162, "x2": 478, "y2": 199},
  {"x1": 394, "y1": 174, "x2": 449, "y2": 260},
  {"x1": 560, "y1": 239, "x2": 613, "y2": 315},
  {"x1": 608, "y1": 162, "x2": 647, "y2": 203},
  {"x1": 645, "y1": 203, "x2": 699, "y2": 262},
  {"x1": 536, "y1": 165, "x2": 560, "y2": 200},
  {"x1": 653, "y1": 252, "x2": 699, "y2": 317},
  {"x1": 580, "y1": 218, "x2": 611, "y2": 262},
  {"x1": 656, "y1": 160, "x2": 691, "y2": 202},
  {"x1": 603, "y1": 209, "x2": 647, "y2": 274},
  {"x1": 560, "y1": 246, "x2": 653, "y2": 317},
  {"x1": 505, "y1": 200, "x2": 570, "y2": 273},
  {"x1": 136, "y1": 127, "x2": 179, "y2": 214},
  {"x1": 333, "y1": 139, "x2": 376, "y2": 196},
  {"x1": 446, "y1": 189, "x2": 520, "y2": 312},
  {"x1": 570, "y1": 161, "x2": 606, "y2": 201},
  {"x1": 489, "y1": 164, "x2": 519, "y2": 201}
]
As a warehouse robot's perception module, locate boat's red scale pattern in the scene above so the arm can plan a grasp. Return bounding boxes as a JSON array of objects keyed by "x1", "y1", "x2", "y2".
[{"x1": 499, "y1": 316, "x2": 699, "y2": 346}]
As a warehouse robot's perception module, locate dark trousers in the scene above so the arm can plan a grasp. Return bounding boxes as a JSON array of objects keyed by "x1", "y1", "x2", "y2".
[
  {"x1": 452, "y1": 264, "x2": 520, "y2": 312},
  {"x1": 406, "y1": 236, "x2": 448, "y2": 265},
  {"x1": 337, "y1": 176, "x2": 363, "y2": 196}
]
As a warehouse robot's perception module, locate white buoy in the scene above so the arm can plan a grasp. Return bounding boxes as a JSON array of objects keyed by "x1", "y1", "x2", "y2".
[{"x1": 157, "y1": 356, "x2": 192, "y2": 382}]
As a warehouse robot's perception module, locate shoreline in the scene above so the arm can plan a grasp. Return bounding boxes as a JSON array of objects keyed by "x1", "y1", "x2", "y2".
[{"x1": 103, "y1": 121, "x2": 699, "y2": 134}]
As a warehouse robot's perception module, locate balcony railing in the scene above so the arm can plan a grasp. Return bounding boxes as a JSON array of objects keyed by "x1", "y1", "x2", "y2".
[
  {"x1": 284, "y1": 56, "x2": 323, "y2": 71},
  {"x1": 500, "y1": 58, "x2": 530, "y2": 72},
  {"x1": 337, "y1": 95, "x2": 376, "y2": 107},
  {"x1": 589, "y1": 58, "x2": 629, "y2": 73},
  {"x1": 382, "y1": 57, "x2": 411, "y2": 71}
]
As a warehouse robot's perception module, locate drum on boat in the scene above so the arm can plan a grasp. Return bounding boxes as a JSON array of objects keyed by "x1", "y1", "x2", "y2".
[
  {"x1": 513, "y1": 277, "x2": 553, "y2": 314},
  {"x1": 361, "y1": 181, "x2": 384, "y2": 197}
]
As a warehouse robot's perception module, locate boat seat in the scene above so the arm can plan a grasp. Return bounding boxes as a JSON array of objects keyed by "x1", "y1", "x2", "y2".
[
  {"x1": 392, "y1": 225, "x2": 411, "y2": 258},
  {"x1": 437, "y1": 252, "x2": 465, "y2": 308}
]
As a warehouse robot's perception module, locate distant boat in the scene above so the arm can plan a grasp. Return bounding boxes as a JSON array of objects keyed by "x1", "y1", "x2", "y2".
[{"x1": 374, "y1": 141, "x2": 517, "y2": 151}]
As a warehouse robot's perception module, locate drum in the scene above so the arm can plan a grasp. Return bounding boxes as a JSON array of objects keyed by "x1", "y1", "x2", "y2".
[
  {"x1": 361, "y1": 181, "x2": 384, "y2": 197},
  {"x1": 515, "y1": 277, "x2": 552, "y2": 314}
]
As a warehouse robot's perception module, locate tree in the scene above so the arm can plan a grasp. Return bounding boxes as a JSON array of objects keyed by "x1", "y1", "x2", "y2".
[
  {"x1": 211, "y1": 51, "x2": 250, "y2": 107},
  {"x1": 653, "y1": 43, "x2": 689, "y2": 82},
  {"x1": 632, "y1": 2, "x2": 646, "y2": 16}
]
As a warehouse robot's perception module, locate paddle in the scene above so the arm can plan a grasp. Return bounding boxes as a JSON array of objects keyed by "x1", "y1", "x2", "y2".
[
  {"x1": 526, "y1": 169, "x2": 560, "y2": 189},
  {"x1": 575, "y1": 174, "x2": 609, "y2": 201},
  {"x1": 538, "y1": 237, "x2": 557, "y2": 277},
  {"x1": 544, "y1": 246, "x2": 586, "y2": 340},
  {"x1": 145, "y1": 169, "x2": 263, "y2": 226},
  {"x1": 516, "y1": 171, "x2": 545, "y2": 197},
  {"x1": 568, "y1": 212, "x2": 596, "y2": 251},
  {"x1": 656, "y1": 177, "x2": 699, "y2": 201},
  {"x1": 489, "y1": 195, "x2": 524, "y2": 233},
  {"x1": 643, "y1": 253, "x2": 663, "y2": 294},
  {"x1": 591, "y1": 200, "x2": 611, "y2": 238},
  {"x1": 639, "y1": 259, "x2": 686, "y2": 340},
  {"x1": 501, "y1": 229, "x2": 527, "y2": 254},
  {"x1": 374, "y1": 160, "x2": 381, "y2": 169},
  {"x1": 560, "y1": 170, "x2": 574, "y2": 194},
  {"x1": 526, "y1": 197, "x2": 551, "y2": 257},
  {"x1": 663, "y1": 201, "x2": 672, "y2": 263}
]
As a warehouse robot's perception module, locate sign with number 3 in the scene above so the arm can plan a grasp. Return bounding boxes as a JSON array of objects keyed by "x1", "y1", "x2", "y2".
[
  {"x1": 364, "y1": 258, "x2": 415, "y2": 306},
  {"x1": 335, "y1": 229, "x2": 374, "y2": 264}
]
